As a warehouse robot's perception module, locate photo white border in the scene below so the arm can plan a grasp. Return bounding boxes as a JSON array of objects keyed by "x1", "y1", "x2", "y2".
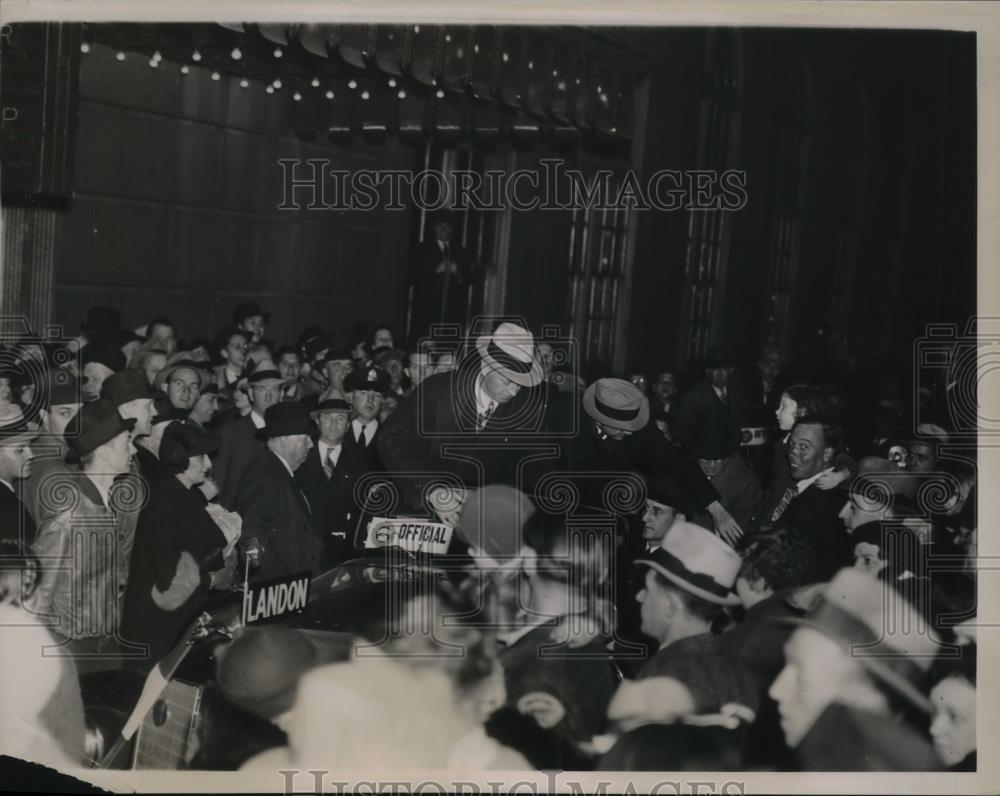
[{"x1": 1, "y1": 1, "x2": 998, "y2": 793}]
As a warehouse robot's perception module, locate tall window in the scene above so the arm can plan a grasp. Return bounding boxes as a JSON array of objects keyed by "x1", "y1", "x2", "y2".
[
  {"x1": 566, "y1": 176, "x2": 631, "y2": 366},
  {"x1": 680, "y1": 29, "x2": 741, "y2": 363},
  {"x1": 763, "y1": 56, "x2": 813, "y2": 348}
]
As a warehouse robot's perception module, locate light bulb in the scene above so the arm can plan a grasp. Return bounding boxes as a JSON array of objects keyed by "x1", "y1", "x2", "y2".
[
  {"x1": 180, "y1": 64, "x2": 190, "y2": 75},
  {"x1": 293, "y1": 91, "x2": 302, "y2": 101},
  {"x1": 397, "y1": 90, "x2": 406, "y2": 99},
  {"x1": 348, "y1": 79, "x2": 357, "y2": 90},
  {"x1": 152, "y1": 50, "x2": 162, "y2": 61},
  {"x1": 436, "y1": 88, "x2": 445, "y2": 99},
  {"x1": 311, "y1": 77, "x2": 320, "y2": 88},
  {"x1": 388, "y1": 78, "x2": 396, "y2": 88},
  {"x1": 211, "y1": 71, "x2": 221, "y2": 81},
  {"x1": 361, "y1": 90, "x2": 370, "y2": 100},
  {"x1": 116, "y1": 51, "x2": 126, "y2": 61},
  {"x1": 325, "y1": 90, "x2": 335, "y2": 99},
  {"x1": 240, "y1": 78, "x2": 249, "y2": 88},
  {"x1": 149, "y1": 59, "x2": 158, "y2": 68},
  {"x1": 80, "y1": 42, "x2": 91, "y2": 54},
  {"x1": 192, "y1": 49, "x2": 202, "y2": 62},
  {"x1": 231, "y1": 47, "x2": 242, "y2": 60},
  {"x1": 266, "y1": 85, "x2": 274, "y2": 94},
  {"x1": 273, "y1": 78, "x2": 282, "y2": 89},
  {"x1": 273, "y1": 47, "x2": 283, "y2": 58}
]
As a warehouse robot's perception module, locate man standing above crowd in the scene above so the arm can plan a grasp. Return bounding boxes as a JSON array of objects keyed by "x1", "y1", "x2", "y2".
[
  {"x1": 233, "y1": 302, "x2": 269, "y2": 348},
  {"x1": 378, "y1": 323, "x2": 546, "y2": 526}
]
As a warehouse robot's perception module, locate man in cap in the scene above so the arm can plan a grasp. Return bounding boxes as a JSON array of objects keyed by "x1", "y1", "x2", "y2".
[
  {"x1": 607, "y1": 521, "x2": 757, "y2": 732},
  {"x1": 233, "y1": 301, "x2": 269, "y2": 347},
  {"x1": 31, "y1": 400, "x2": 145, "y2": 671},
  {"x1": 0, "y1": 417, "x2": 39, "y2": 547},
  {"x1": 156, "y1": 355, "x2": 210, "y2": 414},
  {"x1": 19, "y1": 371, "x2": 84, "y2": 525},
  {"x1": 213, "y1": 360, "x2": 287, "y2": 509},
  {"x1": 213, "y1": 328, "x2": 251, "y2": 390},
  {"x1": 565, "y1": 377, "x2": 743, "y2": 545},
  {"x1": 343, "y1": 365, "x2": 389, "y2": 456},
  {"x1": 297, "y1": 398, "x2": 357, "y2": 567},
  {"x1": 769, "y1": 567, "x2": 943, "y2": 770},
  {"x1": 232, "y1": 402, "x2": 321, "y2": 581},
  {"x1": 378, "y1": 322, "x2": 547, "y2": 526}
]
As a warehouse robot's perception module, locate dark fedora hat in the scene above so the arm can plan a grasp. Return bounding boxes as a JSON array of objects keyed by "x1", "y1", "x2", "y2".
[
  {"x1": 65, "y1": 399, "x2": 137, "y2": 462},
  {"x1": 81, "y1": 341, "x2": 126, "y2": 374},
  {"x1": 232, "y1": 301, "x2": 270, "y2": 325},
  {"x1": 583, "y1": 378, "x2": 650, "y2": 432},
  {"x1": 704, "y1": 349, "x2": 735, "y2": 370},
  {"x1": 310, "y1": 397, "x2": 351, "y2": 419},
  {"x1": 261, "y1": 402, "x2": 316, "y2": 439},
  {"x1": 101, "y1": 368, "x2": 164, "y2": 406},
  {"x1": 343, "y1": 365, "x2": 390, "y2": 395}
]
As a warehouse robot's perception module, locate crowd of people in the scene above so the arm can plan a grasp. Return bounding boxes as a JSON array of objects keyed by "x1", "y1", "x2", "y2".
[{"x1": 0, "y1": 303, "x2": 978, "y2": 774}]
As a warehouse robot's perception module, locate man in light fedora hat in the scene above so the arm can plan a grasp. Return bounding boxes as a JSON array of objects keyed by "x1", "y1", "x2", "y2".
[
  {"x1": 769, "y1": 567, "x2": 943, "y2": 770},
  {"x1": 566, "y1": 377, "x2": 744, "y2": 545},
  {"x1": 379, "y1": 321, "x2": 546, "y2": 527}
]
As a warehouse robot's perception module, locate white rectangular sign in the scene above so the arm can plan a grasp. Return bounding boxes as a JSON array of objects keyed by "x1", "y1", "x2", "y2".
[{"x1": 364, "y1": 517, "x2": 454, "y2": 555}]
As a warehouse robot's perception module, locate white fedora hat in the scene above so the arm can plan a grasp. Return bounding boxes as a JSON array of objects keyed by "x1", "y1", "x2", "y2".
[
  {"x1": 635, "y1": 520, "x2": 742, "y2": 606},
  {"x1": 475, "y1": 323, "x2": 544, "y2": 387}
]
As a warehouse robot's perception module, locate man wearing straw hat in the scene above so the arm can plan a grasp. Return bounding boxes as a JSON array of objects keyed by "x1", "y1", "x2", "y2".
[
  {"x1": 378, "y1": 322, "x2": 546, "y2": 527},
  {"x1": 570, "y1": 377, "x2": 744, "y2": 544}
]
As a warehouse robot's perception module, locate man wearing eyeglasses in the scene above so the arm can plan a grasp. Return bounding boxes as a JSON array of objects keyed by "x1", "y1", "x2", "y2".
[
  {"x1": 213, "y1": 328, "x2": 251, "y2": 390},
  {"x1": 213, "y1": 360, "x2": 288, "y2": 509}
]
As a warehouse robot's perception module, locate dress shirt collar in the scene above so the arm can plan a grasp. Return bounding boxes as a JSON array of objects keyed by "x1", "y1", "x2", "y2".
[
  {"x1": 474, "y1": 369, "x2": 496, "y2": 418},
  {"x1": 250, "y1": 410, "x2": 266, "y2": 430},
  {"x1": 351, "y1": 418, "x2": 377, "y2": 444},
  {"x1": 319, "y1": 439, "x2": 342, "y2": 464},
  {"x1": 0, "y1": 478, "x2": 14, "y2": 494},
  {"x1": 273, "y1": 450, "x2": 296, "y2": 480}
]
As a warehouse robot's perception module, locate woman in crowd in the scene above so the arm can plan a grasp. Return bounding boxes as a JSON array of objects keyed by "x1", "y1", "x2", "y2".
[{"x1": 121, "y1": 421, "x2": 237, "y2": 665}]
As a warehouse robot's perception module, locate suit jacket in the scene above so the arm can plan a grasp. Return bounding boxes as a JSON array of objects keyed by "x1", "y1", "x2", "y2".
[
  {"x1": 233, "y1": 448, "x2": 321, "y2": 582},
  {"x1": 555, "y1": 420, "x2": 720, "y2": 516},
  {"x1": 295, "y1": 442, "x2": 366, "y2": 562},
  {"x1": 17, "y1": 435, "x2": 75, "y2": 528},
  {"x1": 673, "y1": 378, "x2": 745, "y2": 460},
  {"x1": 768, "y1": 484, "x2": 852, "y2": 582},
  {"x1": 0, "y1": 481, "x2": 36, "y2": 548},
  {"x1": 214, "y1": 414, "x2": 265, "y2": 510},
  {"x1": 377, "y1": 357, "x2": 547, "y2": 513},
  {"x1": 409, "y1": 238, "x2": 471, "y2": 336}
]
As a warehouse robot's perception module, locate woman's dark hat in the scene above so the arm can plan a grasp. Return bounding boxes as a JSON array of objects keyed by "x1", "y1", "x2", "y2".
[{"x1": 64, "y1": 399, "x2": 137, "y2": 462}]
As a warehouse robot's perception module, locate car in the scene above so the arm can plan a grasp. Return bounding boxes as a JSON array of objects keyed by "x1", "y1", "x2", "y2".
[{"x1": 83, "y1": 547, "x2": 466, "y2": 771}]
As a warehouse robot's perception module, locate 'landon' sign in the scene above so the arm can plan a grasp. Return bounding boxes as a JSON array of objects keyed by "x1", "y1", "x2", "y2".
[{"x1": 242, "y1": 571, "x2": 311, "y2": 625}]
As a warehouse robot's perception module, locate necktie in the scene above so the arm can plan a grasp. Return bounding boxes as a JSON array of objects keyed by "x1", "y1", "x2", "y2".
[
  {"x1": 323, "y1": 449, "x2": 334, "y2": 479},
  {"x1": 477, "y1": 401, "x2": 496, "y2": 432},
  {"x1": 355, "y1": 423, "x2": 366, "y2": 444},
  {"x1": 769, "y1": 484, "x2": 798, "y2": 525}
]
